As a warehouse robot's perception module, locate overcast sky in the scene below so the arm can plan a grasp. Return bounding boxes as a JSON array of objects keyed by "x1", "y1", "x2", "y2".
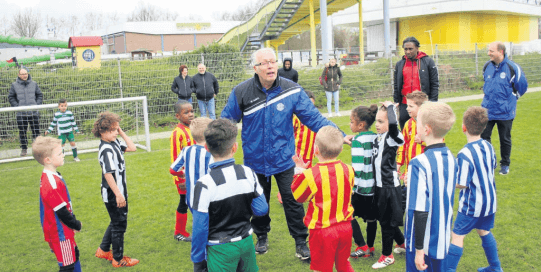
[{"x1": 0, "y1": 0, "x2": 254, "y2": 22}]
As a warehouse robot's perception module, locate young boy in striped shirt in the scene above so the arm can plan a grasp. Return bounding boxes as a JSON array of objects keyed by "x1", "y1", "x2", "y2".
[
  {"x1": 45, "y1": 99, "x2": 81, "y2": 162},
  {"x1": 445, "y1": 107, "x2": 502, "y2": 272},
  {"x1": 191, "y1": 119, "x2": 268, "y2": 272},
  {"x1": 395, "y1": 91, "x2": 429, "y2": 254},
  {"x1": 292, "y1": 126, "x2": 355, "y2": 272},
  {"x1": 170, "y1": 117, "x2": 214, "y2": 210},
  {"x1": 33, "y1": 136, "x2": 82, "y2": 272},
  {"x1": 170, "y1": 100, "x2": 195, "y2": 242},
  {"x1": 405, "y1": 102, "x2": 457, "y2": 272}
]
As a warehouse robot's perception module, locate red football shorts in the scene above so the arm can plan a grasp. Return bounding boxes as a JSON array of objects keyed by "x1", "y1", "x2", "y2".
[
  {"x1": 309, "y1": 221, "x2": 354, "y2": 272},
  {"x1": 48, "y1": 238, "x2": 77, "y2": 266}
]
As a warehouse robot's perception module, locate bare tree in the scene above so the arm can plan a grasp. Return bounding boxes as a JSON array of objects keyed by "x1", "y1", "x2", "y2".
[
  {"x1": 128, "y1": 2, "x2": 159, "y2": 22},
  {"x1": 84, "y1": 12, "x2": 103, "y2": 33},
  {"x1": 46, "y1": 16, "x2": 68, "y2": 39},
  {"x1": 105, "y1": 12, "x2": 122, "y2": 26},
  {"x1": 11, "y1": 8, "x2": 41, "y2": 38},
  {"x1": 213, "y1": 0, "x2": 271, "y2": 21},
  {"x1": 1, "y1": 15, "x2": 11, "y2": 36},
  {"x1": 68, "y1": 15, "x2": 81, "y2": 37}
]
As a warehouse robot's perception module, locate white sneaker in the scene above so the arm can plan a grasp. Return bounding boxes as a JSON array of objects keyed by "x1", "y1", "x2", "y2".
[
  {"x1": 328, "y1": 113, "x2": 333, "y2": 118},
  {"x1": 74, "y1": 157, "x2": 81, "y2": 162},
  {"x1": 372, "y1": 254, "x2": 395, "y2": 269},
  {"x1": 393, "y1": 244, "x2": 406, "y2": 254},
  {"x1": 336, "y1": 112, "x2": 342, "y2": 117}
]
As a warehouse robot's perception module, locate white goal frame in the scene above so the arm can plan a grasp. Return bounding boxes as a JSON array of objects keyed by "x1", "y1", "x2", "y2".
[{"x1": 0, "y1": 96, "x2": 151, "y2": 164}]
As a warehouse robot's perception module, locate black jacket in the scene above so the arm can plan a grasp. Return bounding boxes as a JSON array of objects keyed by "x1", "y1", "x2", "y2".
[
  {"x1": 278, "y1": 58, "x2": 298, "y2": 83},
  {"x1": 8, "y1": 74, "x2": 43, "y2": 116},
  {"x1": 393, "y1": 54, "x2": 439, "y2": 103},
  {"x1": 192, "y1": 72, "x2": 219, "y2": 102},
  {"x1": 171, "y1": 75, "x2": 194, "y2": 100}
]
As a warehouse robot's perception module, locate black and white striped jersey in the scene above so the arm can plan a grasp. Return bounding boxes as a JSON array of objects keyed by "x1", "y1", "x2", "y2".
[
  {"x1": 372, "y1": 105, "x2": 404, "y2": 188},
  {"x1": 98, "y1": 139, "x2": 128, "y2": 203}
]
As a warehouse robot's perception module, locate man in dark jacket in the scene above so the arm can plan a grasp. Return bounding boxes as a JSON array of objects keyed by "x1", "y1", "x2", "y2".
[
  {"x1": 278, "y1": 58, "x2": 298, "y2": 83},
  {"x1": 8, "y1": 68, "x2": 43, "y2": 156},
  {"x1": 221, "y1": 48, "x2": 352, "y2": 261},
  {"x1": 192, "y1": 64, "x2": 219, "y2": 119},
  {"x1": 393, "y1": 37, "x2": 439, "y2": 128},
  {"x1": 481, "y1": 41, "x2": 528, "y2": 175},
  {"x1": 171, "y1": 64, "x2": 194, "y2": 102}
]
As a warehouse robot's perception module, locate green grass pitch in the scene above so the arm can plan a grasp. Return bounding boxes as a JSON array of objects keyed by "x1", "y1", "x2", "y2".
[{"x1": 1, "y1": 92, "x2": 540, "y2": 271}]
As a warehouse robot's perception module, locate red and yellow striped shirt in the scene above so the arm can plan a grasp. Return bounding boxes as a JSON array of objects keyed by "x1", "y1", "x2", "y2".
[
  {"x1": 397, "y1": 118, "x2": 425, "y2": 172},
  {"x1": 170, "y1": 123, "x2": 195, "y2": 194},
  {"x1": 293, "y1": 115, "x2": 317, "y2": 167},
  {"x1": 291, "y1": 160, "x2": 355, "y2": 230}
]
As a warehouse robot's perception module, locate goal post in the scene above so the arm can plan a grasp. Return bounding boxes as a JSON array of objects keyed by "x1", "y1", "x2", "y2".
[{"x1": 0, "y1": 96, "x2": 151, "y2": 164}]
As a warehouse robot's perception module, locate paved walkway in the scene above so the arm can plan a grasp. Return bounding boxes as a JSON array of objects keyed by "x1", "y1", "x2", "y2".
[{"x1": 2, "y1": 87, "x2": 540, "y2": 161}]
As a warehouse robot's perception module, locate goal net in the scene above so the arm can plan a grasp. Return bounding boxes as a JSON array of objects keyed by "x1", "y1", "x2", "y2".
[{"x1": 0, "y1": 96, "x2": 151, "y2": 164}]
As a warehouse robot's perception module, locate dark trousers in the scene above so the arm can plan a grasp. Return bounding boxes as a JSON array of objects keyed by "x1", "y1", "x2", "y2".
[
  {"x1": 481, "y1": 119, "x2": 513, "y2": 166},
  {"x1": 398, "y1": 103, "x2": 410, "y2": 130},
  {"x1": 17, "y1": 114, "x2": 40, "y2": 149},
  {"x1": 100, "y1": 201, "x2": 128, "y2": 262},
  {"x1": 251, "y1": 167, "x2": 308, "y2": 244}
]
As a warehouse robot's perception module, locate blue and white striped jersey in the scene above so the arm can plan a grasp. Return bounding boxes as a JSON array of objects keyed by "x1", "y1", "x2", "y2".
[
  {"x1": 457, "y1": 139, "x2": 497, "y2": 217},
  {"x1": 405, "y1": 144, "x2": 457, "y2": 259},
  {"x1": 170, "y1": 145, "x2": 214, "y2": 209}
]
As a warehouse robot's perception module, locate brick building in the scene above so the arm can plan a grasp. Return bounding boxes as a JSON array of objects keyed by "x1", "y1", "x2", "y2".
[{"x1": 95, "y1": 21, "x2": 241, "y2": 54}]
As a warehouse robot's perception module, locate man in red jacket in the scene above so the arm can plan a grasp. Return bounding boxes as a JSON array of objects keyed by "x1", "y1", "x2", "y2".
[{"x1": 393, "y1": 37, "x2": 439, "y2": 129}]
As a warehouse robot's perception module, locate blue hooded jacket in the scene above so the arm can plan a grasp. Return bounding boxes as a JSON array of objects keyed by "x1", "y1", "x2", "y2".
[
  {"x1": 482, "y1": 56, "x2": 527, "y2": 120},
  {"x1": 221, "y1": 74, "x2": 343, "y2": 177}
]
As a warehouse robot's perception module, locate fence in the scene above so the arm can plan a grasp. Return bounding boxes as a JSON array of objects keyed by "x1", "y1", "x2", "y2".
[{"x1": 1, "y1": 44, "x2": 540, "y2": 156}]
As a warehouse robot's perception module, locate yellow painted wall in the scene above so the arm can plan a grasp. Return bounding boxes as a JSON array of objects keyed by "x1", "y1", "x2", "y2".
[
  {"x1": 398, "y1": 12, "x2": 538, "y2": 53},
  {"x1": 75, "y1": 46, "x2": 101, "y2": 68}
]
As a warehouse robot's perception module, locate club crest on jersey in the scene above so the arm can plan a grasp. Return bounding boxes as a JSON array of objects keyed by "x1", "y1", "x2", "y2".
[
  {"x1": 500, "y1": 72, "x2": 506, "y2": 79},
  {"x1": 372, "y1": 147, "x2": 379, "y2": 157},
  {"x1": 276, "y1": 103, "x2": 285, "y2": 111}
]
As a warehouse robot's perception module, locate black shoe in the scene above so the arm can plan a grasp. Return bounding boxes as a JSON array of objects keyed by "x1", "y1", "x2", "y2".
[
  {"x1": 255, "y1": 235, "x2": 268, "y2": 254},
  {"x1": 295, "y1": 241, "x2": 310, "y2": 260},
  {"x1": 174, "y1": 234, "x2": 192, "y2": 242},
  {"x1": 20, "y1": 149, "x2": 27, "y2": 156}
]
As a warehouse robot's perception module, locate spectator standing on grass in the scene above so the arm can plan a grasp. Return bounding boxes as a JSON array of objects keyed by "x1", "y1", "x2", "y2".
[
  {"x1": 322, "y1": 58, "x2": 343, "y2": 117},
  {"x1": 8, "y1": 68, "x2": 43, "y2": 156},
  {"x1": 480, "y1": 41, "x2": 528, "y2": 175},
  {"x1": 171, "y1": 65, "x2": 195, "y2": 103},
  {"x1": 221, "y1": 47, "x2": 351, "y2": 261},
  {"x1": 278, "y1": 57, "x2": 299, "y2": 83},
  {"x1": 393, "y1": 36, "x2": 439, "y2": 129},
  {"x1": 192, "y1": 63, "x2": 219, "y2": 119}
]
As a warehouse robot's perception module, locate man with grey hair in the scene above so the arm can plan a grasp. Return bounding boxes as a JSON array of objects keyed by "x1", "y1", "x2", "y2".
[
  {"x1": 481, "y1": 41, "x2": 528, "y2": 175},
  {"x1": 8, "y1": 68, "x2": 43, "y2": 156},
  {"x1": 221, "y1": 47, "x2": 352, "y2": 260},
  {"x1": 192, "y1": 63, "x2": 219, "y2": 119}
]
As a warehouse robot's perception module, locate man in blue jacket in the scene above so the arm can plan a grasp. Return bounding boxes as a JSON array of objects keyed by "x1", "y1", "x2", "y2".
[
  {"x1": 481, "y1": 41, "x2": 528, "y2": 175},
  {"x1": 221, "y1": 48, "x2": 352, "y2": 260}
]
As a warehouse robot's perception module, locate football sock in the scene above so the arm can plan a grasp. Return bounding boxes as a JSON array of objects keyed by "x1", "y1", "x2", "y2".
[
  {"x1": 367, "y1": 220, "x2": 377, "y2": 248},
  {"x1": 175, "y1": 212, "x2": 190, "y2": 237},
  {"x1": 480, "y1": 232, "x2": 501, "y2": 270},
  {"x1": 72, "y1": 146, "x2": 78, "y2": 158},
  {"x1": 351, "y1": 219, "x2": 367, "y2": 247},
  {"x1": 445, "y1": 244, "x2": 464, "y2": 272}
]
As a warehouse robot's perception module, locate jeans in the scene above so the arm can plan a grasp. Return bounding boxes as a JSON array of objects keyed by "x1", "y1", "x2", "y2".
[
  {"x1": 17, "y1": 114, "x2": 40, "y2": 150},
  {"x1": 197, "y1": 97, "x2": 216, "y2": 119},
  {"x1": 325, "y1": 91, "x2": 339, "y2": 114},
  {"x1": 481, "y1": 119, "x2": 513, "y2": 166}
]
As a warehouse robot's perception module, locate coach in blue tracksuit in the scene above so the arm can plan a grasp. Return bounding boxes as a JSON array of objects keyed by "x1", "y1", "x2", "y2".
[
  {"x1": 221, "y1": 48, "x2": 351, "y2": 260},
  {"x1": 481, "y1": 41, "x2": 528, "y2": 175}
]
